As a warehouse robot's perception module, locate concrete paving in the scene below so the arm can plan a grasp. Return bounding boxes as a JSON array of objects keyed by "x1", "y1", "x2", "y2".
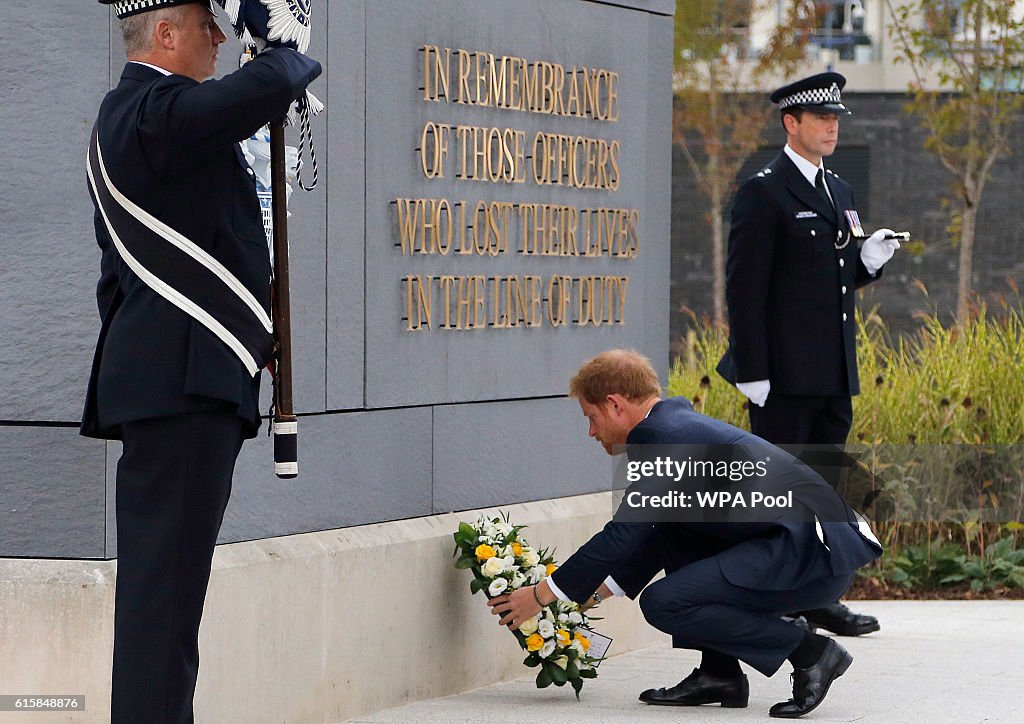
[{"x1": 351, "y1": 601, "x2": 1023, "y2": 723}]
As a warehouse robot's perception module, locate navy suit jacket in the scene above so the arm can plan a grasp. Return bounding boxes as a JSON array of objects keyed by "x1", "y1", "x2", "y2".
[
  {"x1": 717, "y1": 152, "x2": 880, "y2": 397},
  {"x1": 549, "y1": 397, "x2": 882, "y2": 603},
  {"x1": 82, "y1": 49, "x2": 321, "y2": 440}
]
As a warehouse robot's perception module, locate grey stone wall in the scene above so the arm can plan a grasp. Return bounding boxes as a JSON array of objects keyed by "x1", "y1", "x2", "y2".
[
  {"x1": 0, "y1": 1, "x2": 674, "y2": 558},
  {"x1": 671, "y1": 92, "x2": 1024, "y2": 345}
]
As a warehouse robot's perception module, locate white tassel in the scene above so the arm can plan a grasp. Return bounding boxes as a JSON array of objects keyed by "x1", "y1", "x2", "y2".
[
  {"x1": 224, "y1": 0, "x2": 241, "y2": 25},
  {"x1": 304, "y1": 90, "x2": 324, "y2": 116}
]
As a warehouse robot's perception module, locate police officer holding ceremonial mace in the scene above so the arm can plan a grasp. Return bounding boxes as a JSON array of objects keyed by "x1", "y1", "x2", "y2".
[
  {"x1": 82, "y1": 1, "x2": 320, "y2": 720},
  {"x1": 717, "y1": 73, "x2": 901, "y2": 637}
]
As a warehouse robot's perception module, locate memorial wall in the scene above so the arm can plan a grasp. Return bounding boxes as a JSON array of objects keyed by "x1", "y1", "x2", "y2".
[{"x1": 0, "y1": 0, "x2": 674, "y2": 558}]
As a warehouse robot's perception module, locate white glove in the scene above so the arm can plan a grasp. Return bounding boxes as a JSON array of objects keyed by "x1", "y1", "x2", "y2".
[
  {"x1": 737, "y1": 379, "x2": 770, "y2": 407},
  {"x1": 860, "y1": 228, "x2": 900, "y2": 275}
]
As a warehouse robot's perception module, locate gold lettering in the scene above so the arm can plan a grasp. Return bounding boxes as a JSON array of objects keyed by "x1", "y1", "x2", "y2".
[
  {"x1": 404, "y1": 275, "x2": 432, "y2": 331},
  {"x1": 490, "y1": 55, "x2": 509, "y2": 108},
  {"x1": 439, "y1": 275, "x2": 456, "y2": 328},
  {"x1": 522, "y1": 62, "x2": 539, "y2": 112},
  {"x1": 395, "y1": 198, "x2": 421, "y2": 255},
  {"x1": 607, "y1": 71, "x2": 619, "y2": 121},
  {"x1": 422, "y1": 45, "x2": 451, "y2": 102},
  {"x1": 456, "y1": 49, "x2": 472, "y2": 104}
]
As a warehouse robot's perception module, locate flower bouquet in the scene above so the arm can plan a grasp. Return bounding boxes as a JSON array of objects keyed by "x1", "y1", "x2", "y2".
[{"x1": 453, "y1": 513, "x2": 601, "y2": 697}]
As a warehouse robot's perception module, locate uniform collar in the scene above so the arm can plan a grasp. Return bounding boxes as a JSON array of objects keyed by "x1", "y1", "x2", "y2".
[
  {"x1": 130, "y1": 60, "x2": 173, "y2": 76},
  {"x1": 784, "y1": 144, "x2": 826, "y2": 188}
]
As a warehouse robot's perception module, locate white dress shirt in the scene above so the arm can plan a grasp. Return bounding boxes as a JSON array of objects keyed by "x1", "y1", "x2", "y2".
[{"x1": 784, "y1": 144, "x2": 833, "y2": 207}]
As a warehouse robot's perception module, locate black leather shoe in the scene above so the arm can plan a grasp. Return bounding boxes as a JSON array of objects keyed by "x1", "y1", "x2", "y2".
[
  {"x1": 769, "y1": 639, "x2": 853, "y2": 718},
  {"x1": 639, "y1": 668, "x2": 748, "y2": 708},
  {"x1": 799, "y1": 602, "x2": 879, "y2": 636}
]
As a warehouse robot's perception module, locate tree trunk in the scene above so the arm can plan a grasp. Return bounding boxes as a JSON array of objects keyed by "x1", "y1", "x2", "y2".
[
  {"x1": 957, "y1": 201, "x2": 977, "y2": 322},
  {"x1": 711, "y1": 187, "x2": 726, "y2": 328}
]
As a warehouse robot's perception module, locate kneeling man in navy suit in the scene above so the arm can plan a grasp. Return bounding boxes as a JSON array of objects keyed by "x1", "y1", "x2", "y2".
[{"x1": 489, "y1": 349, "x2": 881, "y2": 718}]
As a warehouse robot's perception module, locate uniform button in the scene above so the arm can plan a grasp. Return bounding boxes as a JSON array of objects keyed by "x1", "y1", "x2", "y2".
[
  {"x1": 811, "y1": 230, "x2": 816, "y2": 237},
  {"x1": 843, "y1": 313, "x2": 848, "y2": 322},
  {"x1": 842, "y1": 285, "x2": 848, "y2": 294},
  {"x1": 839, "y1": 258, "x2": 845, "y2": 267},
  {"x1": 837, "y1": 230, "x2": 843, "y2": 240},
  {"x1": 247, "y1": 168, "x2": 255, "y2": 176}
]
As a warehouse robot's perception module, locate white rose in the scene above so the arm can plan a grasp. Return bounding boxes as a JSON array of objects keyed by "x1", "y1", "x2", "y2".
[
  {"x1": 537, "y1": 619, "x2": 555, "y2": 639},
  {"x1": 557, "y1": 613, "x2": 569, "y2": 624},
  {"x1": 511, "y1": 572, "x2": 526, "y2": 589},
  {"x1": 481, "y1": 556, "x2": 506, "y2": 578},
  {"x1": 529, "y1": 565, "x2": 546, "y2": 584},
  {"x1": 503, "y1": 555, "x2": 516, "y2": 570},
  {"x1": 540, "y1": 639, "x2": 557, "y2": 658},
  {"x1": 569, "y1": 611, "x2": 583, "y2": 625},
  {"x1": 552, "y1": 655, "x2": 569, "y2": 670},
  {"x1": 518, "y1": 616, "x2": 539, "y2": 636},
  {"x1": 521, "y1": 550, "x2": 540, "y2": 567},
  {"x1": 487, "y1": 578, "x2": 509, "y2": 597}
]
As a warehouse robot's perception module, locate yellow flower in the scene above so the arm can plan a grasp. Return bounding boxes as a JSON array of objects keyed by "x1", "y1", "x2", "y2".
[
  {"x1": 555, "y1": 629, "x2": 571, "y2": 646},
  {"x1": 574, "y1": 633, "x2": 590, "y2": 652},
  {"x1": 511, "y1": 542, "x2": 523, "y2": 556},
  {"x1": 475, "y1": 544, "x2": 496, "y2": 561},
  {"x1": 526, "y1": 633, "x2": 544, "y2": 651},
  {"x1": 545, "y1": 563, "x2": 558, "y2": 577}
]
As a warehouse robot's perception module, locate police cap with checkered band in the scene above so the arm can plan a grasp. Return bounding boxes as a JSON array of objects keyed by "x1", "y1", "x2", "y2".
[
  {"x1": 99, "y1": 0, "x2": 215, "y2": 20},
  {"x1": 770, "y1": 72, "x2": 851, "y2": 116}
]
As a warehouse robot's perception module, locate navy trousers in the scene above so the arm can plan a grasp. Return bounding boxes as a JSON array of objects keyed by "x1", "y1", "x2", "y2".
[
  {"x1": 111, "y1": 410, "x2": 245, "y2": 724},
  {"x1": 612, "y1": 525, "x2": 853, "y2": 676}
]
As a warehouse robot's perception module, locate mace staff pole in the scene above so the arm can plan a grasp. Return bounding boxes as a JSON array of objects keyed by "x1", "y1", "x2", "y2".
[{"x1": 270, "y1": 118, "x2": 298, "y2": 479}]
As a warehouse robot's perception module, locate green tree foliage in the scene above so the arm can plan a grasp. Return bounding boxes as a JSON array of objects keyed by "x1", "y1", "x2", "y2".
[
  {"x1": 886, "y1": 0, "x2": 1024, "y2": 321},
  {"x1": 673, "y1": 0, "x2": 816, "y2": 326}
]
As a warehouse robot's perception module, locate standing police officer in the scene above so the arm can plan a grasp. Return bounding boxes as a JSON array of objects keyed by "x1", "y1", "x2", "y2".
[
  {"x1": 83, "y1": 1, "x2": 320, "y2": 720},
  {"x1": 717, "y1": 73, "x2": 899, "y2": 637}
]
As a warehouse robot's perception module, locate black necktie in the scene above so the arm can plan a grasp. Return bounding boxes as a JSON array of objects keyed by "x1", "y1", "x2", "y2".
[{"x1": 815, "y1": 168, "x2": 835, "y2": 210}]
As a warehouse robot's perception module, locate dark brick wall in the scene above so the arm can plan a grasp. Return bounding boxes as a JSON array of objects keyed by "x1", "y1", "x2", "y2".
[{"x1": 671, "y1": 92, "x2": 1024, "y2": 350}]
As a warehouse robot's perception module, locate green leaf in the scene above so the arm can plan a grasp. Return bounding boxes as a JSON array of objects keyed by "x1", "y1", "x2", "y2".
[
  {"x1": 571, "y1": 676, "x2": 583, "y2": 699},
  {"x1": 579, "y1": 668, "x2": 598, "y2": 679},
  {"x1": 470, "y1": 578, "x2": 484, "y2": 595},
  {"x1": 566, "y1": 659, "x2": 580, "y2": 680},
  {"x1": 549, "y1": 663, "x2": 569, "y2": 685},
  {"x1": 454, "y1": 556, "x2": 477, "y2": 570},
  {"x1": 523, "y1": 655, "x2": 540, "y2": 667},
  {"x1": 536, "y1": 667, "x2": 553, "y2": 688}
]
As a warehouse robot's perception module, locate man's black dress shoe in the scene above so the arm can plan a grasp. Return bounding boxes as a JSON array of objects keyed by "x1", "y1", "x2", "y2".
[
  {"x1": 639, "y1": 668, "x2": 748, "y2": 708},
  {"x1": 769, "y1": 639, "x2": 853, "y2": 718},
  {"x1": 799, "y1": 602, "x2": 879, "y2": 636}
]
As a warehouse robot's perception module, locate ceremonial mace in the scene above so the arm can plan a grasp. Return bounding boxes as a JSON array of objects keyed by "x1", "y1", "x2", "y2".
[
  {"x1": 221, "y1": 0, "x2": 318, "y2": 479},
  {"x1": 270, "y1": 119, "x2": 298, "y2": 479}
]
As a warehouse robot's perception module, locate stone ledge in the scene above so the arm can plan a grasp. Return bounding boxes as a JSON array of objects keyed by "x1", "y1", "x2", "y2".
[{"x1": 0, "y1": 492, "x2": 665, "y2": 723}]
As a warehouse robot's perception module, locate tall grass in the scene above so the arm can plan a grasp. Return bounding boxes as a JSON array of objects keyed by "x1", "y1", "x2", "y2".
[
  {"x1": 669, "y1": 303, "x2": 1024, "y2": 445},
  {"x1": 668, "y1": 303, "x2": 1024, "y2": 587}
]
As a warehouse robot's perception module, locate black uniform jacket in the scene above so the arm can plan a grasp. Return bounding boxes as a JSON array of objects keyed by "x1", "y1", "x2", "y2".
[
  {"x1": 82, "y1": 49, "x2": 321, "y2": 440},
  {"x1": 549, "y1": 397, "x2": 882, "y2": 603},
  {"x1": 717, "y1": 151, "x2": 880, "y2": 397}
]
